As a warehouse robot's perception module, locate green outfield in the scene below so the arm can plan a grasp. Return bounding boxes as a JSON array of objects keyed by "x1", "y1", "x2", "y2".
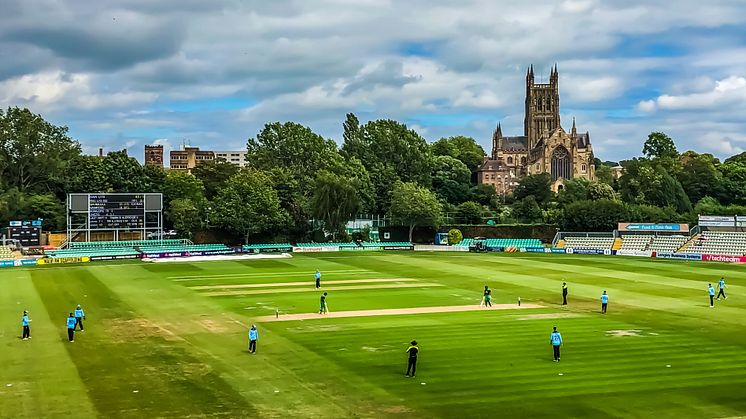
[{"x1": 2, "y1": 252, "x2": 746, "y2": 418}]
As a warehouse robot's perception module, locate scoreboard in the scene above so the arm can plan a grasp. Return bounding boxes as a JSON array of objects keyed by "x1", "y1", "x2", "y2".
[
  {"x1": 8, "y1": 220, "x2": 42, "y2": 246},
  {"x1": 89, "y1": 194, "x2": 145, "y2": 229}
]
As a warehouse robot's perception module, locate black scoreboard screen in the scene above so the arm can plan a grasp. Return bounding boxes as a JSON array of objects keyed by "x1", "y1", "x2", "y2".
[
  {"x1": 8, "y1": 225, "x2": 41, "y2": 246},
  {"x1": 89, "y1": 194, "x2": 145, "y2": 229}
]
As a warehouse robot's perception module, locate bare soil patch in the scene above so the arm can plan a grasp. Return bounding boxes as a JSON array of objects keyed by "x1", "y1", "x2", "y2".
[
  {"x1": 255, "y1": 303, "x2": 545, "y2": 322},
  {"x1": 106, "y1": 318, "x2": 183, "y2": 342},
  {"x1": 606, "y1": 329, "x2": 643, "y2": 337}
]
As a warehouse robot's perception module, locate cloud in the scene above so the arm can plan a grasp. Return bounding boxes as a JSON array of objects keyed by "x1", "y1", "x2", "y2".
[
  {"x1": 638, "y1": 75, "x2": 746, "y2": 111},
  {"x1": 1, "y1": 0, "x2": 746, "y2": 162}
]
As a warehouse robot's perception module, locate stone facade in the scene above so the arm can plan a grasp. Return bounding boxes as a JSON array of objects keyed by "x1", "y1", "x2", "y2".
[{"x1": 477, "y1": 65, "x2": 595, "y2": 193}]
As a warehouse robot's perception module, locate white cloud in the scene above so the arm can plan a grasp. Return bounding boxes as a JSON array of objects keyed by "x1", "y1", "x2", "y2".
[{"x1": 638, "y1": 75, "x2": 746, "y2": 111}]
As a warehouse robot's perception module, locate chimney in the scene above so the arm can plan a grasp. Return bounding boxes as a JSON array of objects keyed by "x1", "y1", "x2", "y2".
[{"x1": 98, "y1": 147, "x2": 104, "y2": 158}]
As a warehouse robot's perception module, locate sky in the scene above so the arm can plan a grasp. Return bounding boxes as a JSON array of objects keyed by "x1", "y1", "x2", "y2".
[{"x1": 2, "y1": 0, "x2": 746, "y2": 164}]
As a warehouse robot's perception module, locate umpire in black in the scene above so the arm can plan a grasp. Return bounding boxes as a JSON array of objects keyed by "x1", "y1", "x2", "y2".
[{"x1": 405, "y1": 340, "x2": 419, "y2": 378}]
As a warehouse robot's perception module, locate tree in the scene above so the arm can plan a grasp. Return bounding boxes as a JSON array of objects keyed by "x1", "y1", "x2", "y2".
[
  {"x1": 247, "y1": 122, "x2": 343, "y2": 194},
  {"x1": 342, "y1": 113, "x2": 362, "y2": 145},
  {"x1": 388, "y1": 182, "x2": 443, "y2": 242},
  {"x1": 618, "y1": 158, "x2": 691, "y2": 212},
  {"x1": 192, "y1": 158, "x2": 239, "y2": 200},
  {"x1": 267, "y1": 167, "x2": 310, "y2": 238},
  {"x1": 556, "y1": 178, "x2": 590, "y2": 204},
  {"x1": 343, "y1": 119, "x2": 433, "y2": 212},
  {"x1": 677, "y1": 152, "x2": 724, "y2": 204},
  {"x1": 162, "y1": 171, "x2": 205, "y2": 204},
  {"x1": 469, "y1": 184, "x2": 499, "y2": 208},
  {"x1": 643, "y1": 131, "x2": 680, "y2": 174},
  {"x1": 432, "y1": 155, "x2": 471, "y2": 205},
  {"x1": 719, "y1": 160, "x2": 746, "y2": 205},
  {"x1": 588, "y1": 182, "x2": 616, "y2": 201},
  {"x1": 64, "y1": 155, "x2": 111, "y2": 193},
  {"x1": 430, "y1": 136, "x2": 486, "y2": 172},
  {"x1": 212, "y1": 170, "x2": 287, "y2": 244},
  {"x1": 0, "y1": 189, "x2": 66, "y2": 231},
  {"x1": 562, "y1": 200, "x2": 629, "y2": 231},
  {"x1": 168, "y1": 198, "x2": 202, "y2": 238},
  {"x1": 142, "y1": 165, "x2": 167, "y2": 193},
  {"x1": 102, "y1": 151, "x2": 147, "y2": 193},
  {"x1": 447, "y1": 228, "x2": 463, "y2": 245},
  {"x1": 0, "y1": 107, "x2": 81, "y2": 194},
  {"x1": 513, "y1": 173, "x2": 552, "y2": 204},
  {"x1": 310, "y1": 171, "x2": 362, "y2": 239},
  {"x1": 457, "y1": 201, "x2": 484, "y2": 224},
  {"x1": 595, "y1": 164, "x2": 614, "y2": 185},
  {"x1": 511, "y1": 197, "x2": 543, "y2": 223}
]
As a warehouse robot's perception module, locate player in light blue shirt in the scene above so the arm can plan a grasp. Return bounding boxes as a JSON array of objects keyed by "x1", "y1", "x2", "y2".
[
  {"x1": 21, "y1": 310, "x2": 31, "y2": 340},
  {"x1": 74, "y1": 305, "x2": 85, "y2": 331},
  {"x1": 66, "y1": 313, "x2": 77, "y2": 342},
  {"x1": 315, "y1": 270, "x2": 321, "y2": 289},
  {"x1": 708, "y1": 284, "x2": 715, "y2": 308},
  {"x1": 550, "y1": 327, "x2": 563, "y2": 361},
  {"x1": 601, "y1": 291, "x2": 608, "y2": 314},
  {"x1": 248, "y1": 324, "x2": 258, "y2": 354},
  {"x1": 716, "y1": 278, "x2": 727, "y2": 300}
]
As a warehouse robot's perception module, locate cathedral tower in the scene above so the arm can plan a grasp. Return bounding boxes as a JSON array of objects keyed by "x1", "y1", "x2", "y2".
[{"x1": 524, "y1": 64, "x2": 560, "y2": 150}]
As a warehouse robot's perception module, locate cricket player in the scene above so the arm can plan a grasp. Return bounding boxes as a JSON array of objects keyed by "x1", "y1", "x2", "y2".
[
  {"x1": 21, "y1": 310, "x2": 31, "y2": 340},
  {"x1": 550, "y1": 326, "x2": 563, "y2": 361},
  {"x1": 319, "y1": 292, "x2": 328, "y2": 314},
  {"x1": 717, "y1": 277, "x2": 727, "y2": 300},
  {"x1": 405, "y1": 340, "x2": 419, "y2": 377},
  {"x1": 708, "y1": 283, "x2": 715, "y2": 308},
  {"x1": 601, "y1": 291, "x2": 608, "y2": 314},
  {"x1": 66, "y1": 313, "x2": 77, "y2": 342},
  {"x1": 248, "y1": 324, "x2": 258, "y2": 354},
  {"x1": 315, "y1": 270, "x2": 321, "y2": 289},
  {"x1": 480, "y1": 285, "x2": 488, "y2": 306},
  {"x1": 74, "y1": 304, "x2": 85, "y2": 331},
  {"x1": 562, "y1": 282, "x2": 568, "y2": 305},
  {"x1": 484, "y1": 288, "x2": 492, "y2": 308}
]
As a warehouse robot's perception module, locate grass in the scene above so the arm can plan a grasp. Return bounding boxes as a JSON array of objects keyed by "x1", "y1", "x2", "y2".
[{"x1": 1, "y1": 252, "x2": 746, "y2": 418}]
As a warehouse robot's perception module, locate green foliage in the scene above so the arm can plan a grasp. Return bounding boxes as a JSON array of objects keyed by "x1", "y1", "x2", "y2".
[
  {"x1": 447, "y1": 228, "x2": 463, "y2": 245},
  {"x1": 618, "y1": 159, "x2": 691, "y2": 212},
  {"x1": 588, "y1": 182, "x2": 616, "y2": 201},
  {"x1": 557, "y1": 178, "x2": 590, "y2": 204},
  {"x1": 102, "y1": 150, "x2": 147, "y2": 193},
  {"x1": 595, "y1": 164, "x2": 614, "y2": 185},
  {"x1": 343, "y1": 119, "x2": 433, "y2": 212},
  {"x1": 562, "y1": 199, "x2": 629, "y2": 231},
  {"x1": 677, "y1": 152, "x2": 724, "y2": 204},
  {"x1": 168, "y1": 198, "x2": 202, "y2": 238},
  {"x1": 163, "y1": 171, "x2": 206, "y2": 204},
  {"x1": 192, "y1": 159, "x2": 239, "y2": 199},
  {"x1": 469, "y1": 184, "x2": 499, "y2": 208},
  {"x1": 0, "y1": 107, "x2": 81, "y2": 194},
  {"x1": 719, "y1": 161, "x2": 746, "y2": 205},
  {"x1": 212, "y1": 170, "x2": 288, "y2": 243},
  {"x1": 432, "y1": 155, "x2": 471, "y2": 205},
  {"x1": 430, "y1": 136, "x2": 486, "y2": 172},
  {"x1": 64, "y1": 155, "x2": 111, "y2": 193},
  {"x1": 457, "y1": 201, "x2": 484, "y2": 224},
  {"x1": 513, "y1": 173, "x2": 553, "y2": 204},
  {"x1": 511, "y1": 197, "x2": 543, "y2": 223},
  {"x1": 0, "y1": 189, "x2": 66, "y2": 231},
  {"x1": 643, "y1": 132, "x2": 680, "y2": 174},
  {"x1": 388, "y1": 182, "x2": 443, "y2": 242},
  {"x1": 310, "y1": 171, "x2": 362, "y2": 239}
]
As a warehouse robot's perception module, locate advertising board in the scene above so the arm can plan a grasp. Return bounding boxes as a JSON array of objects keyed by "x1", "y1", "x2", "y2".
[
  {"x1": 383, "y1": 246, "x2": 415, "y2": 251},
  {"x1": 38, "y1": 256, "x2": 91, "y2": 265},
  {"x1": 699, "y1": 216, "x2": 736, "y2": 227},
  {"x1": 292, "y1": 247, "x2": 323, "y2": 253},
  {"x1": 702, "y1": 254, "x2": 746, "y2": 263},
  {"x1": 617, "y1": 250, "x2": 653, "y2": 257},
  {"x1": 655, "y1": 252, "x2": 702, "y2": 261},
  {"x1": 618, "y1": 223, "x2": 689, "y2": 232}
]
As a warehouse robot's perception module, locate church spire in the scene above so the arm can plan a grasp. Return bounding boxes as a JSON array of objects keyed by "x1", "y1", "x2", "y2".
[{"x1": 571, "y1": 117, "x2": 577, "y2": 136}]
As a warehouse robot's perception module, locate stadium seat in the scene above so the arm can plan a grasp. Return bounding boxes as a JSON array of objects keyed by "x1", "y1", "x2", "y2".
[
  {"x1": 563, "y1": 236, "x2": 614, "y2": 250},
  {"x1": 681, "y1": 231, "x2": 746, "y2": 256}
]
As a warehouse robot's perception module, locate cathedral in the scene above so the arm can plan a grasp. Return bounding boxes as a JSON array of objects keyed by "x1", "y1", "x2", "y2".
[{"x1": 477, "y1": 65, "x2": 595, "y2": 194}]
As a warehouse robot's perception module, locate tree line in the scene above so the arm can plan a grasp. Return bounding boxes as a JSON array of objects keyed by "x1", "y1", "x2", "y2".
[{"x1": 2, "y1": 107, "x2": 746, "y2": 243}]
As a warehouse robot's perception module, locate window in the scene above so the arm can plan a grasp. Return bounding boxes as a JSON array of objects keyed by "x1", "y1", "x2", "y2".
[
  {"x1": 551, "y1": 146, "x2": 572, "y2": 181},
  {"x1": 507, "y1": 157, "x2": 513, "y2": 165},
  {"x1": 582, "y1": 164, "x2": 587, "y2": 172},
  {"x1": 231, "y1": 153, "x2": 240, "y2": 157},
  {"x1": 521, "y1": 156, "x2": 527, "y2": 165}
]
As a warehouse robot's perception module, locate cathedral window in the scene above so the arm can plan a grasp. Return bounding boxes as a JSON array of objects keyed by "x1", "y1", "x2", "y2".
[
  {"x1": 521, "y1": 157, "x2": 527, "y2": 165},
  {"x1": 551, "y1": 145, "x2": 572, "y2": 181},
  {"x1": 582, "y1": 164, "x2": 587, "y2": 172},
  {"x1": 507, "y1": 157, "x2": 513, "y2": 165}
]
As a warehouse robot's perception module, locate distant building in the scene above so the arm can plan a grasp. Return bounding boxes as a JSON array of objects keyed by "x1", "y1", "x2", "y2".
[
  {"x1": 169, "y1": 147, "x2": 248, "y2": 171},
  {"x1": 611, "y1": 165, "x2": 624, "y2": 179},
  {"x1": 477, "y1": 65, "x2": 595, "y2": 194},
  {"x1": 170, "y1": 147, "x2": 215, "y2": 171},
  {"x1": 144, "y1": 145, "x2": 164, "y2": 168},
  {"x1": 214, "y1": 151, "x2": 249, "y2": 167}
]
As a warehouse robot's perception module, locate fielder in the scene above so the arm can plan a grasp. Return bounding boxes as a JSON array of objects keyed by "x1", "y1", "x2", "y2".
[
  {"x1": 601, "y1": 291, "x2": 608, "y2": 314},
  {"x1": 66, "y1": 313, "x2": 77, "y2": 342},
  {"x1": 550, "y1": 326, "x2": 563, "y2": 362},
  {"x1": 248, "y1": 324, "x2": 258, "y2": 354},
  {"x1": 74, "y1": 304, "x2": 85, "y2": 331},
  {"x1": 708, "y1": 283, "x2": 715, "y2": 308},
  {"x1": 21, "y1": 310, "x2": 31, "y2": 340},
  {"x1": 405, "y1": 340, "x2": 419, "y2": 378},
  {"x1": 315, "y1": 270, "x2": 321, "y2": 289},
  {"x1": 717, "y1": 277, "x2": 727, "y2": 300}
]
